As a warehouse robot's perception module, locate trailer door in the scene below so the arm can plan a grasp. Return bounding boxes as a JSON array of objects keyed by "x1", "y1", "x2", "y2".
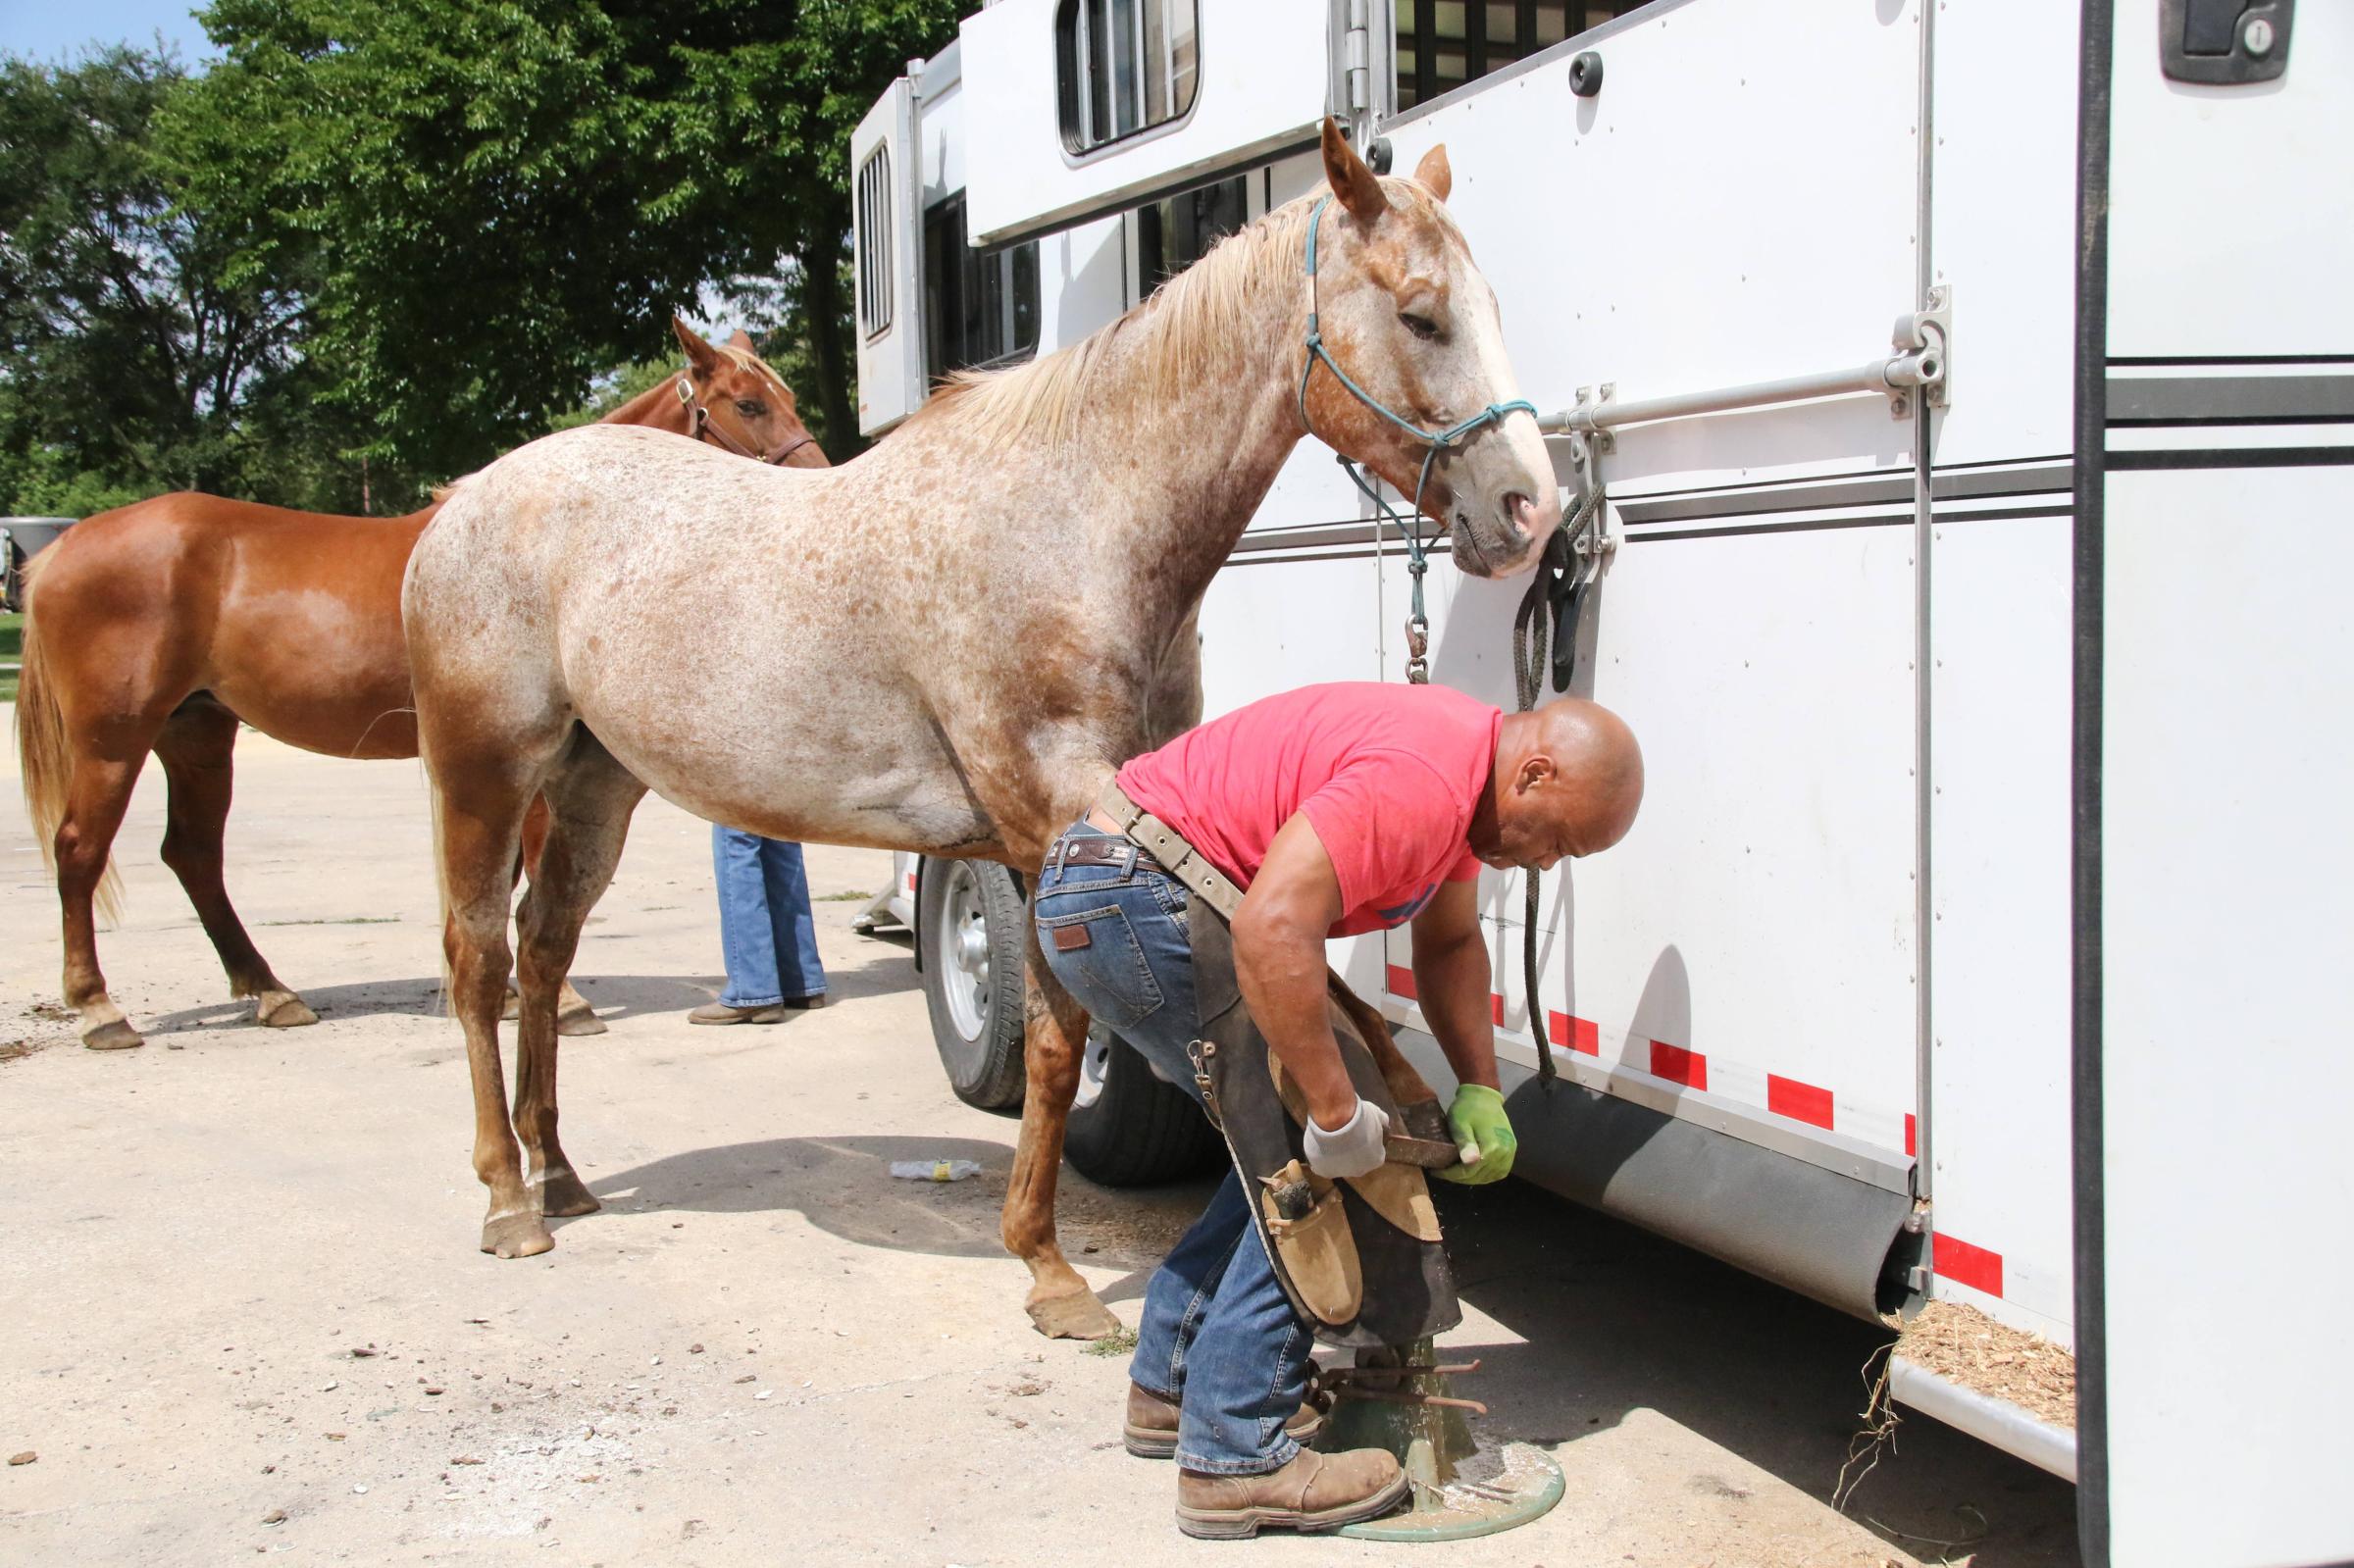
[
  {"x1": 852, "y1": 78, "x2": 923, "y2": 435},
  {"x1": 1369, "y1": 0, "x2": 1932, "y2": 1319},
  {"x1": 2084, "y1": 3, "x2": 2354, "y2": 1564}
]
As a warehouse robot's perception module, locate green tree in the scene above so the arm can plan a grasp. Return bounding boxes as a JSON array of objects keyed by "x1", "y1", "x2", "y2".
[
  {"x1": 0, "y1": 46, "x2": 349, "y2": 513},
  {"x1": 179, "y1": 0, "x2": 965, "y2": 482}
]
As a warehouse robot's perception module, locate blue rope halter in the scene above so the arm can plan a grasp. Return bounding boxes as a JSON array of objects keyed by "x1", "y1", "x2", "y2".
[{"x1": 1296, "y1": 195, "x2": 1537, "y2": 681}]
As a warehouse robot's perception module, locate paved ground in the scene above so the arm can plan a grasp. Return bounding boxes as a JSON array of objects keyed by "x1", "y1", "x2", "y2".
[{"x1": 0, "y1": 717, "x2": 2079, "y2": 1566}]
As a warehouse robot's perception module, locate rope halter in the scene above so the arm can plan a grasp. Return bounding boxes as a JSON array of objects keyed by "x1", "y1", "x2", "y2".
[{"x1": 1295, "y1": 195, "x2": 1537, "y2": 682}]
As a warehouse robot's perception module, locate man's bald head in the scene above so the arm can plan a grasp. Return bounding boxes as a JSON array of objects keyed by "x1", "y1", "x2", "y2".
[{"x1": 1469, "y1": 697, "x2": 1644, "y2": 873}]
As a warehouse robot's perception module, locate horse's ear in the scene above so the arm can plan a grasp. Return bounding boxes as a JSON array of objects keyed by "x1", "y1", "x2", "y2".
[
  {"x1": 725, "y1": 329, "x2": 758, "y2": 353},
  {"x1": 1412, "y1": 144, "x2": 1452, "y2": 203},
  {"x1": 672, "y1": 313, "x2": 723, "y2": 379},
  {"x1": 1320, "y1": 117, "x2": 1388, "y2": 223}
]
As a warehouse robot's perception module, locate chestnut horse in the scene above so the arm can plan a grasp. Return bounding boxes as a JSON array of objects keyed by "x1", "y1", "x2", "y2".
[
  {"x1": 404, "y1": 126, "x2": 1558, "y2": 1335},
  {"x1": 16, "y1": 318, "x2": 826, "y2": 1052}
]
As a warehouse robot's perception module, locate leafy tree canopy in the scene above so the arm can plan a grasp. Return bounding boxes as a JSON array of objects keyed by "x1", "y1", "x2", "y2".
[
  {"x1": 177, "y1": 0, "x2": 963, "y2": 484},
  {"x1": 0, "y1": 46, "x2": 330, "y2": 511}
]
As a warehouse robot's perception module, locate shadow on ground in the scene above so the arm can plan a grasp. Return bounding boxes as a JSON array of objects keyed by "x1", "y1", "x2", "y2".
[
  {"x1": 587, "y1": 1132, "x2": 2077, "y2": 1566},
  {"x1": 140, "y1": 956, "x2": 920, "y2": 1039}
]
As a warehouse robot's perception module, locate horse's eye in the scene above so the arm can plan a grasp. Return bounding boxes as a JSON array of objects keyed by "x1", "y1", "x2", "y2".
[
  {"x1": 1399, "y1": 312, "x2": 1442, "y2": 341},
  {"x1": 735, "y1": 399, "x2": 765, "y2": 418}
]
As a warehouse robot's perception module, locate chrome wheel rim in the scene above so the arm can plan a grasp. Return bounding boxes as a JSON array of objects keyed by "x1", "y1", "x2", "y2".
[{"x1": 935, "y1": 861, "x2": 992, "y2": 1041}]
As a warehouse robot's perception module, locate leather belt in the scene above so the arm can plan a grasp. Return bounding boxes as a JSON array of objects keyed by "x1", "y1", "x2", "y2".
[{"x1": 1094, "y1": 782, "x2": 1247, "y2": 921}]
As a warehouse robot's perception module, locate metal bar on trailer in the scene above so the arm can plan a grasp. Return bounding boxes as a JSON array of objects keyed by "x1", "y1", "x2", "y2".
[{"x1": 1536, "y1": 344, "x2": 1943, "y2": 435}]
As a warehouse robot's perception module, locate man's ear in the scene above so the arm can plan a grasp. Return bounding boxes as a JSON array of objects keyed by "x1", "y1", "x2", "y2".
[
  {"x1": 672, "y1": 313, "x2": 724, "y2": 380},
  {"x1": 1518, "y1": 755, "x2": 1557, "y2": 793},
  {"x1": 1320, "y1": 117, "x2": 1389, "y2": 223},
  {"x1": 1412, "y1": 144, "x2": 1452, "y2": 203}
]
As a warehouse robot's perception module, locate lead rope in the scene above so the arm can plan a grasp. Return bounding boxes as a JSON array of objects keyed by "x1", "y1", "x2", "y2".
[{"x1": 1510, "y1": 488, "x2": 1602, "y2": 1087}]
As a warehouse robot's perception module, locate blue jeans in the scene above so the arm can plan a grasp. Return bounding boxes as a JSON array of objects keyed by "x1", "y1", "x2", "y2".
[
  {"x1": 1034, "y1": 822, "x2": 1313, "y2": 1476},
  {"x1": 711, "y1": 827, "x2": 827, "y2": 1007}
]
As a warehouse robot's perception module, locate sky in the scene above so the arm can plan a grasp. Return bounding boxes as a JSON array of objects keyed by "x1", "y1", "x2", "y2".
[{"x1": 0, "y1": 0, "x2": 218, "y2": 66}]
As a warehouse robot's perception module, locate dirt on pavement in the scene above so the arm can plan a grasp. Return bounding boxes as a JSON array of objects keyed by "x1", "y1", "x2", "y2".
[{"x1": 0, "y1": 719, "x2": 2080, "y2": 1566}]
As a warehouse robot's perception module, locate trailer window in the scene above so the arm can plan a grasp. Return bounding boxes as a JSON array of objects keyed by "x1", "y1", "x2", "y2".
[
  {"x1": 1056, "y1": 0, "x2": 1201, "y2": 156},
  {"x1": 1395, "y1": 2, "x2": 1639, "y2": 110},
  {"x1": 1136, "y1": 174, "x2": 1249, "y2": 296},
  {"x1": 921, "y1": 192, "x2": 1042, "y2": 382},
  {"x1": 855, "y1": 144, "x2": 893, "y2": 340}
]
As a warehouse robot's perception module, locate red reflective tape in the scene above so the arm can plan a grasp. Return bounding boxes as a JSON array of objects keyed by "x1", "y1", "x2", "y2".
[
  {"x1": 1547, "y1": 1011, "x2": 1600, "y2": 1055},
  {"x1": 1385, "y1": 964, "x2": 1417, "y2": 1001},
  {"x1": 904, "y1": 872, "x2": 917, "y2": 891},
  {"x1": 1934, "y1": 1233, "x2": 2004, "y2": 1298},
  {"x1": 1905, "y1": 1113, "x2": 1918, "y2": 1157},
  {"x1": 1650, "y1": 1040, "x2": 1708, "y2": 1090},
  {"x1": 1490, "y1": 993, "x2": 1505, "y2": 1026},
  {"x1": 1766, "y1": 1074, "x2": 1834, "y2": 1130}
]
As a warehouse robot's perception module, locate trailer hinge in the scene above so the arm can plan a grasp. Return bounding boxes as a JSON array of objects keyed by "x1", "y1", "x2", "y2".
[
  {"x1": 1343, "y1": 0, "x2": 1371, "y2": 115},
  {"x1": 1888, "y1": 285, "x2": 1952, "y2": 421}
]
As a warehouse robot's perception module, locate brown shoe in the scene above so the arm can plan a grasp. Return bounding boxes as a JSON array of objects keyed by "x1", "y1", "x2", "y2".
[
  {"x1": 1124, "y1": 1383, "x2": 1325, "y2": 1460},
  {"x1": 778, "y1": 992, "x2": 827, "y2": 1010},
  {"x1": 689, "y1": 1001, "x2": 787, "y2": 1026},
  {"x1": 1175, "y1": 1446, "x2": 1408, "y2": 1540}
]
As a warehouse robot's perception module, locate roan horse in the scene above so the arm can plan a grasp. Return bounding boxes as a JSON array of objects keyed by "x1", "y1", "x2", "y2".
[
  {"x1": 15, "y1": 318, "x2": 825, "y2": 1052},
  {"x1": 403, "y1": 125, "x2": 1560, "y2": 1337}
]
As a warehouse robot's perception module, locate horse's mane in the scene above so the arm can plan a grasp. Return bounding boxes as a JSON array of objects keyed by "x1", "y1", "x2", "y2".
[{"x1": 915, "y1": 197, "x2": 1318, "y2": 448}]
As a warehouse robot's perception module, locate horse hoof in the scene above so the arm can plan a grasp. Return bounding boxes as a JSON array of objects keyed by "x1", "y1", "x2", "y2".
[
  {"x1": 536, "y1": 1169, "x2": 601, "y2": 1218},
  {"x1": 481, "y1": 1211, "x2": 555, "y2": 1259},
  {"x1": 257, "y1": 993, "x2": 319, "y2": 1029},
  {"x1": 555, "y1": 1007, "x2": 607, "y2": 1037},
  {"x1": 1027, "y1": 1287, "x2": 1122, "y2": 1340},
  {"x1": 82, "y1": 1021, "x2": 145, "y2": 1051}
]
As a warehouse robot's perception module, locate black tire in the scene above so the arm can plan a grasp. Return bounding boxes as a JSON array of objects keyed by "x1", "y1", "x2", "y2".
[
  {"x1": 919, "y1": 858, "x2": 1028, "y2": 1111},
  {"x1": 1063, "y1": 1025, "x2": 1226, "y2": 1188}
]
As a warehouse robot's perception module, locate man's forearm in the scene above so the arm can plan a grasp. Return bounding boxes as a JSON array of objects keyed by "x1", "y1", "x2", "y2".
[
  {"x1": 1234, "y1": 920, "x2": 1359, "y2": 1129},
  {"x1": 1414, "y1": 934, "x2": 1500, "y2": 1091}
]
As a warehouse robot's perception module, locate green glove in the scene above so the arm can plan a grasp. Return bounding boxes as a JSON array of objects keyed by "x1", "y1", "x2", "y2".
[{"x1": 1433, "y1": 1084, "x2": 1516, "y2": 1186}]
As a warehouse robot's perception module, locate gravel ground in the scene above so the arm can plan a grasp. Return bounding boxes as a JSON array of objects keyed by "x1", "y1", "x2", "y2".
[{"x1": 1, "y1": 715, "x2": 2080, "y2": 1565}]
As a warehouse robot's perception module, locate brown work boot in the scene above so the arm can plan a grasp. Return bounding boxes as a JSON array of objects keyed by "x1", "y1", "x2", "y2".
[
  {"x1": 689, "y1": 1001, "x2": 786, "y2": 1026},
  {"x1": 1123, "y1": 1382, "x2": 1325, "y2": 1459},
  {"x1": 1175, "y1": 1446, "x2": 1408, "y2": 1540}
]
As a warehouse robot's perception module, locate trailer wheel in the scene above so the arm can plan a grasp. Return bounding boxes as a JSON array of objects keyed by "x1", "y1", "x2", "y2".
[
  {"x1": 1062, "y1": 1026, "x2": 1225, "y2": 1188},
  {"x1": 919, "y1": 859, "x2": 1028, "y2": 1111}
]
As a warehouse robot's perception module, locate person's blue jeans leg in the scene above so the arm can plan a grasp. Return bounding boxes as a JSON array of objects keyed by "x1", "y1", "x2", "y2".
[
  {"x1": 754, "y1": 837, "x2": 827, "y2": 1000},
  {"x1": 712, "y1": 826, "x2": 826, "y2": 1007},
  {"x1": 1033, "y1": 822, "x2": 1313, "y2": 1476}
]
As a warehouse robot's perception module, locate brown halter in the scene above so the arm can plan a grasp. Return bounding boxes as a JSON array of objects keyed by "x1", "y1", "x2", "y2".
[{"x1": 677, "y1": 375, "x2": 817, "y2": 466}]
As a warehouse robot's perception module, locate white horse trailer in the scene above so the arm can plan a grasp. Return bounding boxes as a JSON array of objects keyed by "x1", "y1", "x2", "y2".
[{"x1": 848, "y1": 5, "x2": 2354, "y2": 1560}]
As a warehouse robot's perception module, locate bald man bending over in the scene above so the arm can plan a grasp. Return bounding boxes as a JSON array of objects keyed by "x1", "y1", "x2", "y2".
[{"x1": 1034, "y1": 682, "x2": 1642, "y2": 1540}]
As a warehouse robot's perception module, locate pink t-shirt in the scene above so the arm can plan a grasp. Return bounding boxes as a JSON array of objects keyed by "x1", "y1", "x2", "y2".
[{"x1": 1115, "y1": 683, "x2": 1499, "y2": 937}]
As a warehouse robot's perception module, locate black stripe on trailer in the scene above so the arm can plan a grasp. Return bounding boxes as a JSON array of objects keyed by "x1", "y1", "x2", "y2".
[{"x1": 2071, "y1": 0, "x2": 2115, "y2": 1562}]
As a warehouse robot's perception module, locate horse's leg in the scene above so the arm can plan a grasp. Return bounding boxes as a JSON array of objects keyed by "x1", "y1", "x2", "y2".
[
  {"x1": 503, "y1": 794, "x2": 605, "y2": 1036},
  {"x1": 509, "y1": 734, "x2": 643, "y2": 1222},
  {"x1": 153, "y1": 705, "x2": 317, "y2": 1030},
  {"x1": 1003, "y1": 916, "x2": 1123, "y2": 1340},
  {"x1": 429, "y1": 743, "x2": 551, "y2": 1258},
  {"x1": 52, "y1": 740, "x2": 153, "y2": 1051}
]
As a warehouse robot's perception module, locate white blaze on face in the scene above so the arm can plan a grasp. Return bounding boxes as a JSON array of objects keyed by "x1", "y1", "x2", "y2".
[{"x1": 1434, "y1": 219, "x2": 1560, "y2": 572}]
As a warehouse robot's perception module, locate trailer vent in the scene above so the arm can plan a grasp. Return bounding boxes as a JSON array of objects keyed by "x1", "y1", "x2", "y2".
[{"x1": 856, "y1": 143, "x2": 893, "y2": 341}]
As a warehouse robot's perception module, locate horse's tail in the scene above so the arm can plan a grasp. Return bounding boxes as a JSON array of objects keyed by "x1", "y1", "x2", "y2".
[{"x1": 13, "y1": 553, "x2": 125, "y2": 925}]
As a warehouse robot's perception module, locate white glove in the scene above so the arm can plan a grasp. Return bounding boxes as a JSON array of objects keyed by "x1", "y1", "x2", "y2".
[{"x1": 1302, "y1": 1097, "x2": 1391, "y2": 1181}]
